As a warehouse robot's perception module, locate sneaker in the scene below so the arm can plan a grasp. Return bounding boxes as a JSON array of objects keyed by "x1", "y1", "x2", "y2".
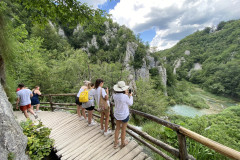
[
  {"x1": 88, "y1": 122, "x2": 96, "y2": 127},
  {"x1": 104, "y1": 130, "x2": 112, "y2": 137},
  {"x1": 36, "y1": 110, "x2": 42, "y2": 113},
  {"x1": 79, "y1": 116, "x2": 85, "y2": 120},
  {"x1": 34, "y1": 114, "x2": 38, "y2": 119},
  {"x1": 100, "y1": 129, "x2": 104, "y2": 134}
]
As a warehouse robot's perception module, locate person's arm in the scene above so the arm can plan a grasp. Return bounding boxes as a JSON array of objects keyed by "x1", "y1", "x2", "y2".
[
  {"x1": 103, "y1": 88, "x2": 109, "y2": 100},
  {"x1": 37, "y1": 90, "x2": 41, "y2": 95},
  {"x1": 126, "y1": 93, "x2": 133, "y2": 106},
  {"x1": 16, "y1": 97, "x2": 20, "y2": 110},
  {"x1": 29, "y1": 89, "x2": 33, "y2": 97}
]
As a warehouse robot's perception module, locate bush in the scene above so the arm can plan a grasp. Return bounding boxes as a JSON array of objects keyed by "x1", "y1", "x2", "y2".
[{"x1": 20, "y1": 119, "x2": 54, "y2": 160}]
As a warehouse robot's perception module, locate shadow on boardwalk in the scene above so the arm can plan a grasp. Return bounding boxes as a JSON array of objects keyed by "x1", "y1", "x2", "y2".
[{"x1": 14, "y1": 111, "x2": 152, "y2": 160}]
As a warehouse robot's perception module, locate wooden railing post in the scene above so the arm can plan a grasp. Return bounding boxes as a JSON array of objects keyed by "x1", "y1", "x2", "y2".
[
  {"x1": 177, "y1": 132, "x2": 188, "y2": 160},
  {"x1": 49, "y1": 95, "x2": 53, "y2": 112},
  {"x1": 110, "y1": 103, "x2": 115, "y2": 130}
]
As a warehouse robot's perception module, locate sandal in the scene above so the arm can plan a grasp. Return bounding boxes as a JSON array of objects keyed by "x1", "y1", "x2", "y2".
[
  {"x1": 120, "y1": 140, "x2": 129, "y2": 149},
  {"x1": 114, "y1": 141, "x2": 119, "y2": 149}
]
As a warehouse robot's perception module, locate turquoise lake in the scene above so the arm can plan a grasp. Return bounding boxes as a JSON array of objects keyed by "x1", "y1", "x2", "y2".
[{"x1": 167, "y1": 105, "x2": 207, "y2": 118}]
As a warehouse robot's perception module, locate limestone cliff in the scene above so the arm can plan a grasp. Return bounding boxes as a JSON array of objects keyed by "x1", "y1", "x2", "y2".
[
  {"x1": 0, "y1": 84, "x2": 28, "y2": 160},
  {"x1": 146, "y1": 53, "x2": 168, "y2": 96}
]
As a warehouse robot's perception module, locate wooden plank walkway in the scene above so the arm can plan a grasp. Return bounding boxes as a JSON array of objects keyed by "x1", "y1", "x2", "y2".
[{"x1": 14, "y1": 111, "x2": 151, "y2": 160}]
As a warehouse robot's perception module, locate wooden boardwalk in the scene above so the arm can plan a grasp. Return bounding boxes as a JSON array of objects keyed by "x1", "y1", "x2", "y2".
[{"x1": 14, "y1": 111, "x2": 152, "y2": 160}]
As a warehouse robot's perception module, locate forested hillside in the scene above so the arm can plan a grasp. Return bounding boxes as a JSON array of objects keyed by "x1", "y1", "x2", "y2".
[
  {"x1": 2, "y1": 0, "x2": 150, "y2": 102},
  {"x1": 154, "y1": 20, "x2": 240, "y2": 98}
]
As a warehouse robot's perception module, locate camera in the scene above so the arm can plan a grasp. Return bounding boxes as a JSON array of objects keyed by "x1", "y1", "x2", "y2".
[{"x1": 129, "y1": 89, "x2": 132, "y2": 94}]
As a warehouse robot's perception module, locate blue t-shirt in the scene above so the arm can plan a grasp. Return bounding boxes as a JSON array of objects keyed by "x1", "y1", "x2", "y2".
[{"x1": 17, "y1": 89, "x2": 32, "y2": 106}]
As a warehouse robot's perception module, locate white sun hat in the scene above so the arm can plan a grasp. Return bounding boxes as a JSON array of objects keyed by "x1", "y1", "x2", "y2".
[
  {"x1": 83, "y1": 80, "x2": 91, "y2": 85},
  {"x1": 113, "y1": 81, "x2": 129, "y2": 92}
]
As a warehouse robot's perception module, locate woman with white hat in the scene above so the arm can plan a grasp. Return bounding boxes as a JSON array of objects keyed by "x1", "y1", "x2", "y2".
[{"x1": 113, "y1": 81, "x2": 133, "y2": 149}]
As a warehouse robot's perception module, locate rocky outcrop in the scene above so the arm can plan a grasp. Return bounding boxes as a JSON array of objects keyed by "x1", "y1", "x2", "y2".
[
  {"x1": 58, "y1": 28, "x2": 66, "y2": 37},
  {"x1": 146, "y1": 55, "x2": 155, "y2": 69},
  {"x1": 157, "y1": 65, "x2": 168, "y2": 96},
  {"x1": 124, "y1": 42, "x2": 138, "y2": 90},
  {"x1": 145, "y1": 52, "x2": 168, "y2": 95},
  {"x1": 102, "y1": 21, "x2": 117, "y2": 46},
  {"x1": 184, "y1": 50, "x2": 190, "y2": 55},
  {"x1": 173, "y1": 57, "x2": 186, "y2": 74},
  {"x1": 87, "y1": 35, "x2": 99, "y2": 50},
  {"x1": 0, "y1": 84, "x2": 28, "y2": 160},
  {"x1": 136, "y1": 59, "x2": 149, "y2": 80},
  {"x1": 188, "y1": 63, "x2": 202, "y2": 77}
]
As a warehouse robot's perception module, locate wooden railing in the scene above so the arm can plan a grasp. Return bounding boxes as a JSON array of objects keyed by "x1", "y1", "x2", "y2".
[{"x1": 39, "y1": 93, "x2": 240, "y2": 160}]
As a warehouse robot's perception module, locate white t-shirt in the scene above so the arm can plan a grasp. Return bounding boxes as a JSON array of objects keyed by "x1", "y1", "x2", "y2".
[
  {"x1": 94, "y1": 87, "x2": 107, "y2": 106},
  {"x1": 17, "y1": 89, "x2": 32, "y2": 106},
  {"x1": 77, "y1": 86, "x2": 87, "y2": 97},
  {"x1": 113, "y1": 93, "x2": 133, "y2": 120}
]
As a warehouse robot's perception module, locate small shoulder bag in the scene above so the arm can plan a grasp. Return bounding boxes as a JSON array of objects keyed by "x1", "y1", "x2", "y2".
[{"x1": 99, "y1": 88, "x2": 109, "y2": 111}]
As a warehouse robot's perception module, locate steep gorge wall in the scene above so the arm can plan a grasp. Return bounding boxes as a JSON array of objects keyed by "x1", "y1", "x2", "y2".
[{"x1": 0, "y1": 84, "x2": 28, "y2": 160}]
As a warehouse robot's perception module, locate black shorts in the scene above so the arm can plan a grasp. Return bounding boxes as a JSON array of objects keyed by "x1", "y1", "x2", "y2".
[
  {"x1": 122, "y1": 115, "x2": 129, "y2": 123},
  {"x1": 86, "y1": 106, "x2": 95, "y2": 111},
  {"x1": 75, "y1": 97, "x2": 82, "y2": 106}
]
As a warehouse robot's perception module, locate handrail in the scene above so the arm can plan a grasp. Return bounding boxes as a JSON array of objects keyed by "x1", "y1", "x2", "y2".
[
  {"x1": 38, "y1": 93, "x2": 240, "y2": 160},
  {"x1": 179, "y1": 127, "x2": 240, "y2": 160}
]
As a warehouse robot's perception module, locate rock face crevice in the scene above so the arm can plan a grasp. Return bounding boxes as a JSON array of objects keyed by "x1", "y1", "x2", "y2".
[{"x1": 0, "y1": 84, "x2": 28, "y2": 159}]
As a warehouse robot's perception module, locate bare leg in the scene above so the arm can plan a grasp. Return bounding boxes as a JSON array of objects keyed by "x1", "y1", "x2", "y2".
[
  {"x1": 104, "y1": 113, "x2": 110, "y2": 132},
  {"x1": 121, "y1": 122, "x2": 128, "y2": 147},
  {"x1": 77, "y1": 105, "x2": 81, "y2": 117},
  {"x1": 88, "y1": 110, "x2": 93, "y2": 124},
  {"x1": 28, "y1": 108, "x2": 36, "y2": 116},
  {"x1": 100, "y1": 112, "x2": 104, "y2": 130},
  {"x1": 36, "y1": 104, "x2": 40, "y2": 111},
  {"x1": 82, "y1": 108, "x2": 86, "y2": 119},
  {"x1": 114, "y1": 120, "x2": 121, "y2": 146},
  {"x1": 23, "y1": 110, "x2": 29, "y2": 118}
]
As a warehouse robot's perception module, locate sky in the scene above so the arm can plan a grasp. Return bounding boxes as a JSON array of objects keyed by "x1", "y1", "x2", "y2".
[{"x1": 80, "y1": 0, "x2": 240, "y2": 51}]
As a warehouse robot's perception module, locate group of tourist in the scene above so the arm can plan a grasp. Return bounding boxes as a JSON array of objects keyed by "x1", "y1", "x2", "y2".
[
  {"x1": 16, "y1": 79, "x2": 133, "y2": 149},
  {"x1": 16, "y1": 84, "x2": 41, "y2": 119},
  {"x1": 76, "y1": 79, "x2": 133, "y2": 149}
]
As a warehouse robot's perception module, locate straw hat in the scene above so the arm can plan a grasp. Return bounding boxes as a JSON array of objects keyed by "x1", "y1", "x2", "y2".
[
  {"x1": 83, "y1": 80, "x2": 91, "y2": 85},
  {"x1": 113, "y1": 81, "x2": 129, "y2": 92}
]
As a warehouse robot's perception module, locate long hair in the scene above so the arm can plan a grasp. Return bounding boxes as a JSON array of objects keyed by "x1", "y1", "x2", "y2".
[
  {"x1": 95, "y1": 79, "x2": 104, "y2": 89},
  {"x1": 87, "y1": 83, "x2": 94, "y2": 89}
]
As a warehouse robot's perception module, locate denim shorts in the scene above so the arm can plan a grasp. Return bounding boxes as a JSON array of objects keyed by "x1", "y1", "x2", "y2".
[{"x1": 122, "y1": 115, "x2": 129, "y2": 123}]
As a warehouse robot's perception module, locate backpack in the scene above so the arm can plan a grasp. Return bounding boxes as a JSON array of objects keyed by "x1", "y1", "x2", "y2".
[{"x1": 79, "y1": 89, "x2": 89, "y2": 103}]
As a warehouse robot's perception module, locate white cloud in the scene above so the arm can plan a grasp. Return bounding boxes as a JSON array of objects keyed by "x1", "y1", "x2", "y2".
[
  {"x1": 110, "y1": 0, "x2": 240, "y2": 50},
  {"x1": 79, "y1": 0, "x2": 107, "y2": 9}
]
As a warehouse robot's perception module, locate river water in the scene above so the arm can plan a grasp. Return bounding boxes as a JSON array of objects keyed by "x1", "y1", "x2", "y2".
[{"x1": 167, "y1": 105, "x2": 207, "y2": 117}]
